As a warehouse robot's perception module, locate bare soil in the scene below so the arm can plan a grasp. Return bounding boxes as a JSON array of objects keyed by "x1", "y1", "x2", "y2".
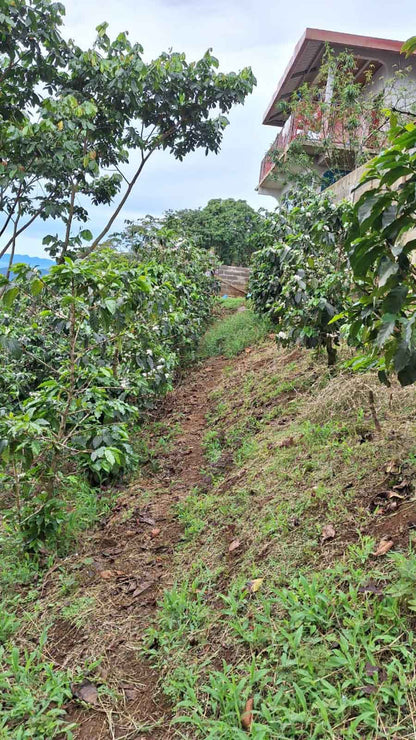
[{"x1": 43, "y1": 357, "x2": 230, "y2": 739}]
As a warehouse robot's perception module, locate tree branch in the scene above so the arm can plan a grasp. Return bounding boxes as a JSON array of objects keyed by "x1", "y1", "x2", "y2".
[
  {"x1": 83, "y1": 149, "x2": 153, "y2": 255},
  {"x1": 57, "y1": 180, "x2": 78, "y2": 263},
  {"x1": 6, "y1": 209, "x2": 21, "y2": 280}
]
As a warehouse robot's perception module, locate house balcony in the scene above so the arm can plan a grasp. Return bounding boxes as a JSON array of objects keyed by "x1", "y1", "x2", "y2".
[{"x1": 257, "y1": 108, "x2": 382, "y2": 200}]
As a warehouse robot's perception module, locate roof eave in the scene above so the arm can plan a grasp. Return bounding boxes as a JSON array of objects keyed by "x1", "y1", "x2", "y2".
[{"x1": 263, "y1": 27, "x2": 410, "y2": 127}]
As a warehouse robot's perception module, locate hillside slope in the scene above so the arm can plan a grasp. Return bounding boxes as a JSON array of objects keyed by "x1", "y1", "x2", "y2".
[{"x1": 3, "y1": 303, "x2": 416, "y2": 739}]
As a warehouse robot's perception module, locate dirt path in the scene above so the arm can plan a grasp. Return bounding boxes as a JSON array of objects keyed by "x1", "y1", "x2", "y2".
[{"x1": 51, "y1": 357, "x2": 229, "y2": 739}]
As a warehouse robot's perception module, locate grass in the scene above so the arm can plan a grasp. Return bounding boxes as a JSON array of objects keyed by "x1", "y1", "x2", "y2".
[
  {"x1": 146, "y1": 552, "x2": 416, "y2": 738},
  {"x1": 198, "y1": 305, "x2": 271, "y2": 359},
  {"x1": 0, "y1": 632, "x2": 76, "y2": 739},
  {"x1": 219, "y1": 297, "x2": 246, "y2": 311},
  {"x1": 143, "y1": 321, "x2": 416, "y2": 738}
]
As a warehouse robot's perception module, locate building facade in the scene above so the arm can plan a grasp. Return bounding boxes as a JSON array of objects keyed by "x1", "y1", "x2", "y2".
[{"x1": 258, "y1": 28, "x2": 416, "y2": 202}]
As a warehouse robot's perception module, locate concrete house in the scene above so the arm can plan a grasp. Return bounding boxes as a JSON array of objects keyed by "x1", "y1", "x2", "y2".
[{"x1": 258, "y1": 28, "x2": 416, "y2": 202}]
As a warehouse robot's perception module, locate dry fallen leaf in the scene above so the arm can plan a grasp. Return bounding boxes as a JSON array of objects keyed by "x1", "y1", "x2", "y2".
[
  {"x1": 385, "y1": 460, "x2": 400, "y2": 475},
  {"x1": 387, "y1": 491, "x2": 405, "y2": 500},
  {"x1": 138, "y1": 514, "x2": 155, "y2": 526},
  {"x1": 247, "y1": 578, "x2": 264, "y2": 594},
  {"x1": 228, "y1": 539, "x2": 241, "y2": 553},
  {"x1": 322, "y1": 524, "x2": 336, "y2": 542},
  {"x1": 150, "y1": 527, "x2": 161, "y2": 538},
  {"x1": 373, "y1": 538, "x2": 394, "y2": 556},
  {"x1": 72, "y1": 680, "x2": 99, "y2": 705},
  {"x1": 99, "y1": 569, "x2": 115, "y2": 579},
  {"x1": 132, "y1": 581, "x2": 153, "y2": 598},
  {"x1": 393, "y1": 479, "x2": 411, "y2": 490},
  {"x1": 99, "y1": 569, "x2": 124, "y2": 579},
  {"x1": 241, "y1": 697, "x2": 254, "y2": 730}
]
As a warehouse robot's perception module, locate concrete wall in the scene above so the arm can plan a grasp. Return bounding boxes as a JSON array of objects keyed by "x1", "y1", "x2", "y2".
[
  {"x1": 327, "y1": 163, "x2": 374, "y2": 204},
  {"x1": 215, "y1": 265, "x2": 251, "y2": 297}
]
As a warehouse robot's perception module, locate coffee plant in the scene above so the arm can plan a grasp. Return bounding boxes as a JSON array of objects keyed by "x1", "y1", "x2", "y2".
[
  {"x1": 0, "y1": 243, "x2": 218, "y2": 552},
  {"x1": 343, "y1": 118, "x2": 416, "y2": 385},
  {"x1": 250, "y1": 188, "x2": 352, "y2": 365}
]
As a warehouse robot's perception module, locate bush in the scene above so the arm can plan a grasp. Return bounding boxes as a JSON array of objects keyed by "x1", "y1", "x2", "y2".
[
  {"x1": 0, "y1": 242, "x2": 218, "y2": 552},
  {"x1": 249, "y1": 188, "x2": 352, "y2": 365}
]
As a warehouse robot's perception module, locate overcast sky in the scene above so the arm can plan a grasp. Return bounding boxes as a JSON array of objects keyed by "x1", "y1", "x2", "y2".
[{"x1": 14, "y1": 0, "x2": 416, "y2": 256}]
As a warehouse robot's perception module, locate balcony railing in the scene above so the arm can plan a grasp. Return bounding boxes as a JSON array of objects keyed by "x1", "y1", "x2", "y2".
[
  {"x1": 259, "y1": 113, "x2": 318, "y2": 185},
  {"x1": 259, "y1": 108, "x2": 384, "y2": 186}
]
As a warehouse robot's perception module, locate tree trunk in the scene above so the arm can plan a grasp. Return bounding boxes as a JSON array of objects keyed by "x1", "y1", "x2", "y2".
[{"x1": 325, "y1": 335, "x2": 337, "y2": 367}]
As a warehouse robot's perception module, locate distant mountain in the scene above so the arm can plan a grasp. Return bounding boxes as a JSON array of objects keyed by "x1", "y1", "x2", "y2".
[{"x1": 0, "y1": 253, "x2": 54, "y2": 276}]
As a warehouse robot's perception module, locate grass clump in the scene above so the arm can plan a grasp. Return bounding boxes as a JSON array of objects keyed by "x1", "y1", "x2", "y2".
[
  {"x1": 0, "y1": 633, "x2": 76, "y2": 739},
  {"x1": 199, "y1": 307, "x2": 270, "y2": 359},
  {"x1": 219, "y1": 297, "x2": 246, "y2": 311}
]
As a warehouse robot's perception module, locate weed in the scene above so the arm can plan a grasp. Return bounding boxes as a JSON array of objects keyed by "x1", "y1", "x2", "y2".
[
  {"x1": 0, "y1": 605, "x2": 20, "y2": 645},
  {"x1": 388, "y1": 551, "x2": 416, "y2": 610},
  {"x1": 61, "y1": 597, "x2": 96, "y2": 628},
  {"x1": 202, "y1": 430, "x2": 223, "y2": 463},
  {"x1": 149, "y1": 561, "x2": 416, "y2": 738},
  {"x1": 0, "y1": 632, "x2": 75, "y2": 738},
  {"x1": 199, "y1": 309, "x2": 270, "y2": 359},
  {"x1": 176, "y1": 489, "x2": 217, "y2": 541}
]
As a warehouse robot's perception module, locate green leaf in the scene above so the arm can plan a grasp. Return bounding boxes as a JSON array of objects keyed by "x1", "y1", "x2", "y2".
[
  {"x1": 104, "y1": 299, "x2": 117, "y2": 315},
  {"x1": 356, "y1": 193, "x2": 379, "y2": 227},
  {"x1": 380, "y1": 167, "x2": 413, "y2": 187},
  {"x1": 398, "y1": 354, "x2": 416, "y2": 386},
  {"x1": 382, "y1": 285, "x2": 408, "y2": 314},
  {"x1": 378, "y1": 258, "x2": 399, "y2": 287},
  {"x1": 79, "y1": 229, "x2": 93, "y2": 241},
  {"x1": 30, "y1": 277, "x2": 44, "y2": 296},
  {"x1": 376, "y1": 317, "x2": 396, "y2": 347},
  {"x1": 402, "y1": 36, "x2": 416, "y2": 57},
  {"x1": 2, "y1": 286, "x2": 18, "y2": 308},
  {"x1": 394, "y1": 341, "x2": 412, "y2": 372},
  {"x1": 104, "y1": 449, "x2": 116, "y2": 466}
]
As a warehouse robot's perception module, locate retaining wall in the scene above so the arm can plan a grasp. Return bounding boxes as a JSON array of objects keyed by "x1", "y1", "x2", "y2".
[{"x1": 215, "y1": 265, "x2": 251, "y2": 297}]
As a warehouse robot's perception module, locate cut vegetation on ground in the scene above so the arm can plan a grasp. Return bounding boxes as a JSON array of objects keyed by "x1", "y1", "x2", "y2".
[{"x1": 2, "y1": 302, "x2": 416, "y2": 738}]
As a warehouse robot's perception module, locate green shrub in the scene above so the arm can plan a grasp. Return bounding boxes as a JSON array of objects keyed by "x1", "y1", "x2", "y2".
[{"x1": 0, "y1": 243, "x2": 217, "y2": 552}]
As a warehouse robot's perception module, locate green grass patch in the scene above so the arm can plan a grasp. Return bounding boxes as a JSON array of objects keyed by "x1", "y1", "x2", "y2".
[
  {"x1": 219, "y1": 297, "x2": 246, "y2": 311},
  {"x1": 146, "y1": 553, "x2": 416, "y2": 738},
  {"x1": 143, "y1": 339, "x2": 416, "y2": 738},
  {"x1": 199, "y1": 308, "x2": 270, "y2": 359},
  {"x1": 0, "y1": 632, "x2": 76, "y2": 738}
]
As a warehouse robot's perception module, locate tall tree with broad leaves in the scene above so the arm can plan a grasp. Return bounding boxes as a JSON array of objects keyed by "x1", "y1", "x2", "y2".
[
  {"x1": 115, "y1": 199, "x2": 267, "y2": 266},
  {"x1": 0, "y1": 0, "x2": 256, "y2": 265}
]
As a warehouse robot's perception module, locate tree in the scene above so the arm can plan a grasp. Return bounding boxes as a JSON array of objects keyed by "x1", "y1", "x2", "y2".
[
  {"x1": 116, "y1": 199, "x2": 267, "y2": 265},
  {"x1": 338, "y1": 33, "x2": 416, "y2": 386},
  {"x1": 0, "y1": 0, "x2": 256, "y2": 265},
  {"x1": 250, "y1": 187, "x2": 351, "y2": 365}
]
